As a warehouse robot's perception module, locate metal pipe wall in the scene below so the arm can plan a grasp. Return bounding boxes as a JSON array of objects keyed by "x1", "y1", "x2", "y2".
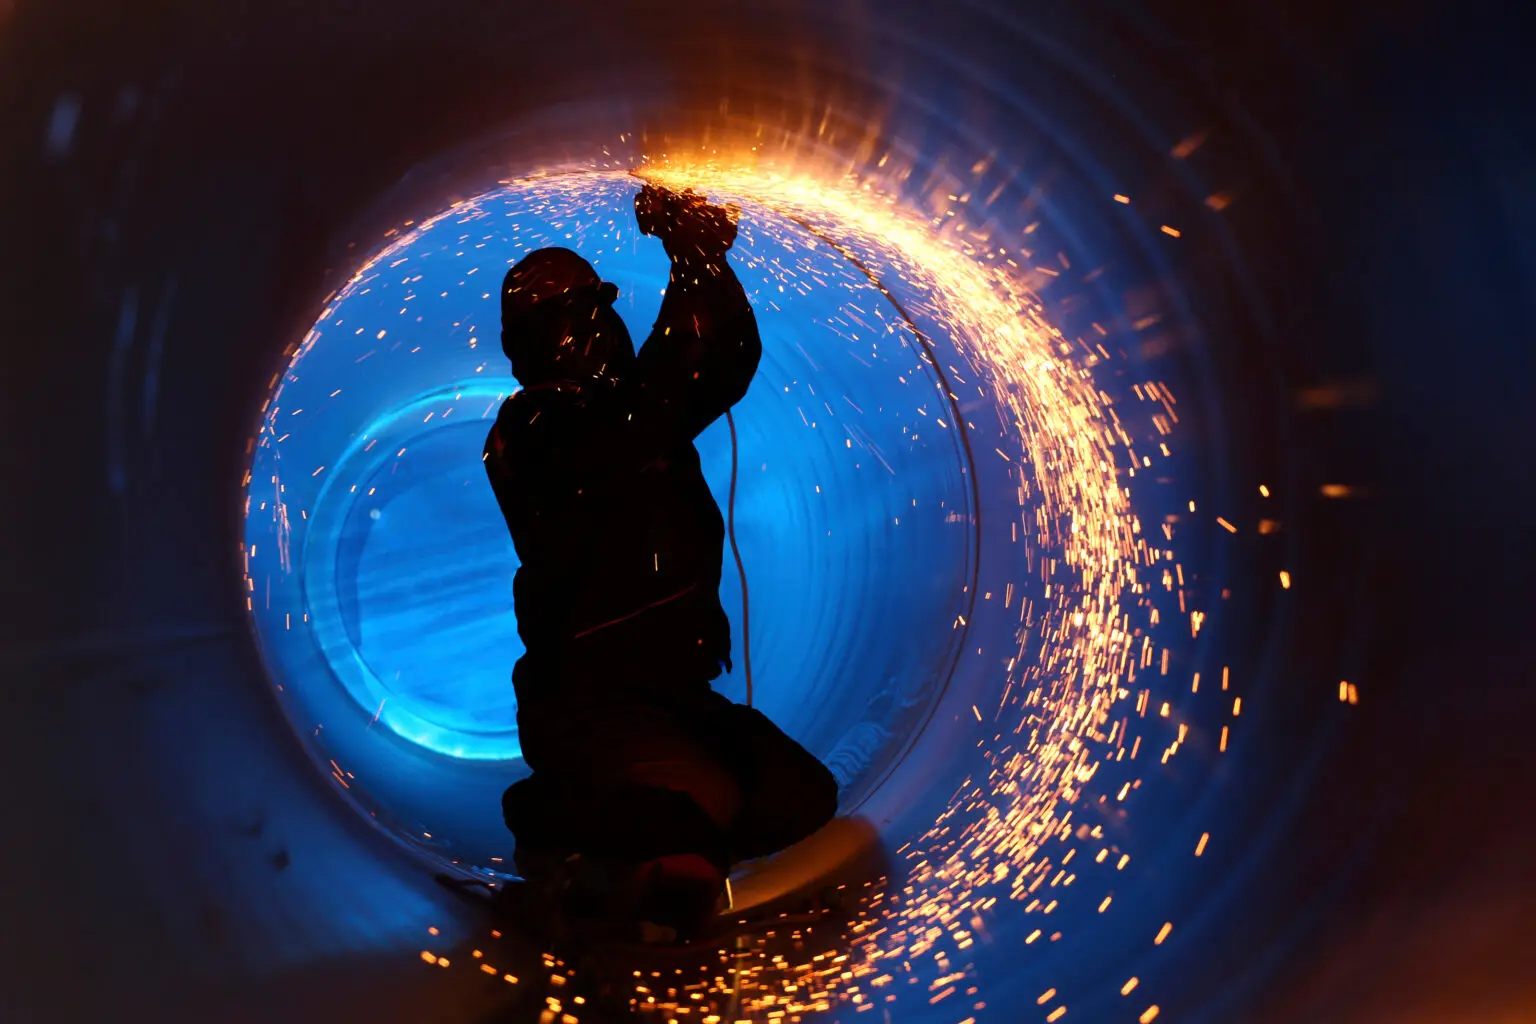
[{"x1": 2, "y1": 1, "x2": 1531, "y2": 1020}]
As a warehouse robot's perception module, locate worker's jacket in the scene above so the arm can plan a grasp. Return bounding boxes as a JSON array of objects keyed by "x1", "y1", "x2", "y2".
[{"x1": 484, "y1": 256, "x2": 762, "y2": 708}]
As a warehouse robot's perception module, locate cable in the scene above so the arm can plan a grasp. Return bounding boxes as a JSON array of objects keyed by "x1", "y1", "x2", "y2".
[{"x1": 725, "y1": 407, "x2": 753, "y2": 707}]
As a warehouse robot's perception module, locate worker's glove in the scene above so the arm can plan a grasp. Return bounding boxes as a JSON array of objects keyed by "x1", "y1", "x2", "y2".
[{"x1": 635, "y1": 183, "x2": 740, "y2": 262}]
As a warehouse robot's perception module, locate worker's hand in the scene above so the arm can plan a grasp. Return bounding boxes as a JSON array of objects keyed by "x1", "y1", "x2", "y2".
[{"x1": 635, "y1": 183, "x2": 740, "y2": 262}]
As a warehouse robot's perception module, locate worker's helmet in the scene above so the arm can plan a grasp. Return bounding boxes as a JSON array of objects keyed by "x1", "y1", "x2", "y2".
[{"x1": 500, "y1": 247, "x2": 630, "y2": 383}]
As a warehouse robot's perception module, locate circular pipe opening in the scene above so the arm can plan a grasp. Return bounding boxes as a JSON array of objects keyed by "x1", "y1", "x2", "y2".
[{"x1": 245, "y1": 171, "x2": 979, "y2": 873}]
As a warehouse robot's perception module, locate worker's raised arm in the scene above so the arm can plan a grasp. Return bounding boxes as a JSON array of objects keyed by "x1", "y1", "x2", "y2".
[{"x1": 628, "y1": 184, "x2": 763, "y2": 442}]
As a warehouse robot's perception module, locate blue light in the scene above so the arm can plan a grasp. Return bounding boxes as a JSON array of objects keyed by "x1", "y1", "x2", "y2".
[
  {"x1": 302, "y1": 381, "x2": 524, "y2": 759},
  {"x1": 245, "y1": 174, "x2": 975, "y2": 868}
]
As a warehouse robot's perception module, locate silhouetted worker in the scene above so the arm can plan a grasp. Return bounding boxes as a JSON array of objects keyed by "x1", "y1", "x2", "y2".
[{"x1": 484, "y1": 183, "x2": 839, "y2": 937}]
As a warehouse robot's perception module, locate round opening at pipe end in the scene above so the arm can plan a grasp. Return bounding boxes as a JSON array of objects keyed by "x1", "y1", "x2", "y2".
[{"x1": 244, "y1": 171, "x2": 979, "y2": 869}]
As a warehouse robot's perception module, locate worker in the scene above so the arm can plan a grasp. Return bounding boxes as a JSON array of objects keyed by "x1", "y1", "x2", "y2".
[{"x1": 483, "y1": 183, "x2": 838, "y2": 938}]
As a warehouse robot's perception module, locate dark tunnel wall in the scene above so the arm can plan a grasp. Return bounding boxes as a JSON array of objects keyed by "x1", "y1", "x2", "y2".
[{"x1": 3, "y1": 1, "x2": 1535, "y2": 1021}]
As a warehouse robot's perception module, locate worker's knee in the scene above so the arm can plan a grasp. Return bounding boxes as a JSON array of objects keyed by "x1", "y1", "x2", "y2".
[
  {"x1": 731, "y1": 760, "x2": 838, "y2": 860},
  {"x1": 767, "y1": 730, "x2": 838, "y2": 823},
  {"x1": 769, "y1": 757, "x2": 839, "y2": 847}
]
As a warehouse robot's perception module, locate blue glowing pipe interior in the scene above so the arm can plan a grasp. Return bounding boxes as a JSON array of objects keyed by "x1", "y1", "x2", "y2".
[{"x1": 245, "y1": 175, "x2": 975, "y2": 869}]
